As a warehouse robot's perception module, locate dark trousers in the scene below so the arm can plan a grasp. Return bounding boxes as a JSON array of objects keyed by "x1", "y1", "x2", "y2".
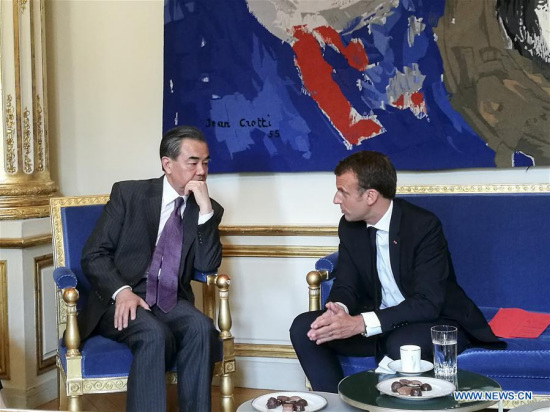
[
  {"x1": 290, "y1": 310, "x2": 470, "y2": 393},
  {"x1": 97, "y1": 280, "x2": 218, "y2": 412}
]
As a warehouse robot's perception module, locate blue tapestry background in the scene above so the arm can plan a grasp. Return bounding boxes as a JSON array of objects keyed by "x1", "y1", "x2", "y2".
[{"x1": 162, "y1": 0, "x2": 536, "y2": 173}]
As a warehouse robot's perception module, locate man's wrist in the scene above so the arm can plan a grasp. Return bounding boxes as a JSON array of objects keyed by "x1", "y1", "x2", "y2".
[{"x1": 112, "y1": 285, "x2": 132, "y2": 301}]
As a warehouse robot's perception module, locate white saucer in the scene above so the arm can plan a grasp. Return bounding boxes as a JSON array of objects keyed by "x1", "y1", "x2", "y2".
[{"x1": 388, "y1": 360, "x2": 434, "y2": 376}]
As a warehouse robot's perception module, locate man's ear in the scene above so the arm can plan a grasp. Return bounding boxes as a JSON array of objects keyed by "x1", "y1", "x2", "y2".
[
  {"x1": 365, "y1": 189, "x2": 379, "y2": 205},
  {"x1": 161, "y1": 156, "x2": 171, "y2": 174}
]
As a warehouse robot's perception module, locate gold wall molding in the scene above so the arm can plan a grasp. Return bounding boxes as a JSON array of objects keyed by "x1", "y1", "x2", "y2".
[
  {"x1": 0, "y1": 233, "x2": 51, "y2": 249},
  {"x1": 0, "y1": 261, "x2": 9, "y2": 380},
  {"x1": 223, "y1": 245, "x2": 336, "y2": 258},
  {"x1": 397, "y1": 183, "x2": 550, "y2": 194},
  {"x1": 235, "y1": 343, "x2": 296, "y2": 359},
  {"x1": 220, "y1": 226, "x2": 337, "y2": 236},
  {"x1": 35, "y1": 254, "x2": 55, "y2": 375}
]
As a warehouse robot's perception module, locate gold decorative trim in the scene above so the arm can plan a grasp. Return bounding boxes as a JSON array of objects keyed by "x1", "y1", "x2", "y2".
[
  {"x1": 223, "y1": 245, "x2": 337, "y2": 258},
  {"x1": 35, "y1": 254, "x2": 55, "y2": 375},
  {"x1": 4, "y1": 95, "x2": 17, "y2": 174},
  {"x1": 35, "y1": 95, "x2": 45, "y2": 171},
  {"x1": 0, "y1": 206, "x2": 51, "y2": 220},
  {"x1": 0, "y1": 182, "x2": 58, "y2": 196},
  {"x1": 23, "y1": 107, "x2": 33, "y2": 173},
  {"x1": 0, "y1": 234, "x2": 51, "y2": 249},
  {"x1": 236, "y1": 343, "x2": 296, "y2": 359},
  {"x1": 82, "y1": 378, "x2": 127, "y2": 394},
  {"x1": 220, "y1": 226, "x2": 337, "y2": 236},
  {"x1": 57, "y1": 359, "x2": 179, "y2": 395},
  {"x1": 19, "y1": 0, "x2": 29, "y2": 13},
  {"x1": 50, "y1": 196, "x2": 109, "y2": 267},
  {"x1": 0, "y1": 261, "x2": 10, "y2": 380},
  {"x1": 397, "y1": 183, "x2": 550, "y2": 194}
]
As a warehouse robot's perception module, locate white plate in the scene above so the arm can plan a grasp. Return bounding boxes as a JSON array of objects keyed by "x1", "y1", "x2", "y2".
[
  {"x1": 251, "y1": 391, "x2": 327, "y2": 411},
  {"x1": 388, "y1": 359, "x2": 434, "y2": 376},
  {"x1": 376, "y1": 376, "x2": 456, "y2": 401}
]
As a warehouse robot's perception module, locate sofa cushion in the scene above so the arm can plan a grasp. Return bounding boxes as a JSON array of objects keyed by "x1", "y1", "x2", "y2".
[
  {"x1": 458, "y1": 307, "x2": 550, "y2": 394},
  {"x1": 59, "y1": 334, "x2": 224, "y2": 379}
]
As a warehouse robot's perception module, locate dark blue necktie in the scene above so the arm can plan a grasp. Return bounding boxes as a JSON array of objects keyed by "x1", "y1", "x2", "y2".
[
  {"x1": 368, "y1": 226, "x2": 381, "y2": 309},
  {"x1": 146, "y1": 197, "x2": 184, "y2": 312}
]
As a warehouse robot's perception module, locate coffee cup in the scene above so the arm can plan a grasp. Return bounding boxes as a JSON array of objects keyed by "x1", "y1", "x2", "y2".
[{"x1": 400, "y1": 345, "x2": 421, "y2": 373}]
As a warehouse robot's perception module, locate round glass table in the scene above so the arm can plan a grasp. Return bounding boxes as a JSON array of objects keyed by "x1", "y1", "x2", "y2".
[{"x1": 339, "y1": 369, "x2": 502, "y2": 412}]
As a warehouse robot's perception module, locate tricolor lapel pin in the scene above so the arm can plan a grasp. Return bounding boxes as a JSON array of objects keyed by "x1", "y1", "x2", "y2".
[{"x1": 393, "y1": 240, "x2": 398, "y2": 245}]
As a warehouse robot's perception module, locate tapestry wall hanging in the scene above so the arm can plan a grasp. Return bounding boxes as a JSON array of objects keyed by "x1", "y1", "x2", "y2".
[{"x1": 163, "y1": 0, "x2": 550, "y2": 173}]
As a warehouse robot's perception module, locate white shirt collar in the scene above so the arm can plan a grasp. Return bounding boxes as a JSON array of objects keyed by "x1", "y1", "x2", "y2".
[
  {"x1": 368, "y1": 200, "x2": 393, "y2": 232},
  {"x1": 162, "y1": 176, "x2": 188, "y2": 209}
]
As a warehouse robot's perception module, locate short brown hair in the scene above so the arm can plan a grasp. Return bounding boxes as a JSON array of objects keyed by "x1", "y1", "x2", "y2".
[{"x1": 334, "y1": 151, "x2": 397, "y2": 199}]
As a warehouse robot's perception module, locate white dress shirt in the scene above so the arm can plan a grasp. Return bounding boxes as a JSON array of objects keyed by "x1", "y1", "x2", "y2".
[
  {"x1": 337, "y1": 201, "x2": 405, "y2": 336},
  {"x1": 112, "y1": 176, "x2": 214, "y2": 300}
]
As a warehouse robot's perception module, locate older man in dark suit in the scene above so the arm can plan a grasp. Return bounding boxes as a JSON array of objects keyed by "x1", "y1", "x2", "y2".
[
  {"x1": 290, "y1": 150, "x2": 502, "y2": 392},
  {"x1": 81, "y1": 126, "x2": 223, "y2": 412}
]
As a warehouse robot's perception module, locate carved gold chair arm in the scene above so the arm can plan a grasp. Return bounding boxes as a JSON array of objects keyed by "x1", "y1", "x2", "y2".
[
  {"x1": 62, "y1": 287, "x2": 81, "y2": 357},
  {"x1": 206, "y1": 273, "x2": 235, "y2": 412},
  {"x1": 306, "y1": 270, "x2": 329, "y2": 311}
]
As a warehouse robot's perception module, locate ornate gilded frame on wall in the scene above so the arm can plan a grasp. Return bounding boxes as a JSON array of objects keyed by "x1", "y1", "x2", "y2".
[{"x1": 34, "y1": 253, "x2": 55, "y2": 375}]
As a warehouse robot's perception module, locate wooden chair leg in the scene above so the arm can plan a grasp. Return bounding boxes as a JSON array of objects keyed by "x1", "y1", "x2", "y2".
[{"x1": 219, "y1": 372, "x2": 234, "y2": 412}]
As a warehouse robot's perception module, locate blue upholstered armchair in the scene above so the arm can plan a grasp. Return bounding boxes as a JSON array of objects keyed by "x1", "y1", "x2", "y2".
[
  {"x1": 306, "y1": 185, "x2": 550, "y2": 409},
  {"x1": 50, "y1": 196, "x2": 235, "y2": 412}
]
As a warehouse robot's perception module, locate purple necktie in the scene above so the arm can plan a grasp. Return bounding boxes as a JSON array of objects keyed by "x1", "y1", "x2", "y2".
[{"x1": 146, "y1": 197, "x2": 184, "y2": 312}]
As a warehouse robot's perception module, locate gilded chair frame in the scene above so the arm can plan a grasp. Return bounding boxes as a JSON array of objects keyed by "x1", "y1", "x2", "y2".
[{"x1": 50, "y1": 195, "x2": 235, "y2": 412}]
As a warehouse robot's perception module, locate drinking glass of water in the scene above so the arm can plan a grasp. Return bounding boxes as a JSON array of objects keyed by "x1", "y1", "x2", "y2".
[{"x1": 431, "y1": 325, "x2": 458, "y2": 377}]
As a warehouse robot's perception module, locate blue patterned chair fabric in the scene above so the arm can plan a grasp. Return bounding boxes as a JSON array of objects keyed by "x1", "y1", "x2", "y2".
[
  {"x1": 310, "y1": 189, "x2": 550, "y2": 399},
  {"x1": 50, "y1": 197, "x2": 235, "y2": 411}
]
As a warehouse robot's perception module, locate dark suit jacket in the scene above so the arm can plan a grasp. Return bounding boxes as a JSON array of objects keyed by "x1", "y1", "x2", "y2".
[
  {"x1": 328, "y1": 198, "x2": 500, "y2": 345},
  {"x1": 79, "y1": 177, "x2": 223, "y2": 340}
]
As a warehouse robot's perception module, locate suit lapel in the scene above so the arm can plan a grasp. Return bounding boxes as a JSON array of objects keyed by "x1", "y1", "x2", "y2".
[
  {"x1": 145, "y1": 177, "x2": 164, "y2": 250},
  {"x1": 389, "y1": 199, "x2": 402, "y2": 285}
]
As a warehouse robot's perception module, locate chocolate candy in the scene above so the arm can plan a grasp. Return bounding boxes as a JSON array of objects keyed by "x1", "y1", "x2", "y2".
[
  {"x1": 391, "y1": 381, "x2": 403, "y2": 392},
  {"x1": 410, "y1": 387, "x2": 423, "y2": 396},
  {"x1": 390, "y1": 379, "x2": 434, "y2": 397},
  {"x1": 421, "y1": 383, "x2": 432, "y2": 391},
  {"x1": 266, "y1": 397, "x2": 279, "y2": 409},
  {"x1": 296, "y1": 399, "x2": 308, "y2": 407},
  {"x1": 397, "y1": 386, "x2": 413, "y2": 395},
  {"x1": 267, "y1": 395, "x2": 308, "y2": 411}
]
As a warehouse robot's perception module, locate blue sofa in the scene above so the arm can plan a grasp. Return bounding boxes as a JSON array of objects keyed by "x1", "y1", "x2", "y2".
[{"x1": 306, "y1": 185, "x2": 550, "y2": 405}]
